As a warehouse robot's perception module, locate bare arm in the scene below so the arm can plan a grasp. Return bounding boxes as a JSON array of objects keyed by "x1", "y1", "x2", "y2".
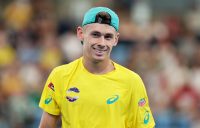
[{"x1": 39, "y1": 111, "x2": 60, "y2": 128}]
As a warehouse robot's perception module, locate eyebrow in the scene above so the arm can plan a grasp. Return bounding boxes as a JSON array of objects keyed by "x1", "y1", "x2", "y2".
[{"x1": 90, "y1": 30, "x2": 114, "y2": 37}]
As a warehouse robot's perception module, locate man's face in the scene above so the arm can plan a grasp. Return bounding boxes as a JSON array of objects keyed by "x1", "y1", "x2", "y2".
[{"x1": 77, "y1": 23, "x2": 119, "y2": 62}]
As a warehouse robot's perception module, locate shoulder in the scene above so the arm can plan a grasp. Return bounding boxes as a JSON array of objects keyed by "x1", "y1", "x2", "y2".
[
  {"x1": 114, "y1": 62, "x2": 144, "y2": 90},
  {"x1": 51, "y1": 57, "x2": 81, "y2": 77},
  {"x1": 114, "y1": 62, "x2": 141, "y2": 80}
]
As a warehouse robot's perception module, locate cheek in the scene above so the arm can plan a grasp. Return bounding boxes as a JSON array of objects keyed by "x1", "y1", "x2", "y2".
[
  {"x1": 87, "y1": 37, "x2": 98, "y2": 43},
  {"x1": 83, "y1": 41, "x2": 92, "y2": 52},
  {"x1": 107, "y1": 41, "x2": 116, "y2": 48},
  {"x1": 83, "y1": 36, "x2": 93, "y2": 44}
]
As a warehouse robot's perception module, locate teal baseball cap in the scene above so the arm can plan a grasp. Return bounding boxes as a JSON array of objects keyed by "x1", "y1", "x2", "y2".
[{"x1": 82, "y1": 7, "x2": 119, "y2": 31}]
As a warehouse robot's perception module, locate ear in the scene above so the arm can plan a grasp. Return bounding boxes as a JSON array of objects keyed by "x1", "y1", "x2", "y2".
[
  {"x1": 113, "y1": 32, "x2": 120, "y2": 46},
  {"x1": 77, "y1": 26, "x2": 84, "y2": 42}
]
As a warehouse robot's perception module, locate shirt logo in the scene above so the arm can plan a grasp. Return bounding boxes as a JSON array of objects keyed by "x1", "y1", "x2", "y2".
[
  {"x1": 45, "y1": 97, "x2": 52, "y2": 104},
  {"x1": 48, "y1": 82, "x2": 55, "y2": 91},
  {"x1": 106, "y1": 95, "x2": 119, "y2": 104},
  {"x1": 138, "y1": 98, "x2": 146, "y2": 107},
  {"x1": 144, "y1": 111, "x2": 150, "y2": 124},
  {"x1": 66, "y1": 87, "x2": 80, "y2": 102}
]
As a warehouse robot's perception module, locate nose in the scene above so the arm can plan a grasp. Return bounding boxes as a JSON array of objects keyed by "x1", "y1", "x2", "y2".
[{"x1": 97, "y1": 36, "x2": 106, "y2": 48}]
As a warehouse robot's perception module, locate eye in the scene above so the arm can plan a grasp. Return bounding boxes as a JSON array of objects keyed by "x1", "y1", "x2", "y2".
[
  {"x1": 91, "y1": 32, "x2": 101, "y2": 38},
  {"x1": 104, "y1": 34, "x2": 113, "y2": 40}
]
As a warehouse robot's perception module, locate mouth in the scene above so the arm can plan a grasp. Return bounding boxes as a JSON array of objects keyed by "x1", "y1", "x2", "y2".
[
  {"x1": 92, "y1": 46, "x2": 107, "y2": 51},
  {"x1": 92, "y1": 47, "x2": 107, "y2": 56},
  {"x1": 92, "y1": 45, "x2": 108, "y2": 53}
]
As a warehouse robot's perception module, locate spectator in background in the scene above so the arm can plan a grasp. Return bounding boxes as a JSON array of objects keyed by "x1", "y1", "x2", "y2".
[
  {"x1": 0, "y1": 20, "x2": 16, "y2": 67},
  {"x1": 4, "y1": 0, "x2": 32, "y2": 31}
]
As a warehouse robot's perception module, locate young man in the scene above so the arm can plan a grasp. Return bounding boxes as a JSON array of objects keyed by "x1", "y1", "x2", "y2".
[{"x1": 39, "y1": 7, "x2": 155, "y2": 128}]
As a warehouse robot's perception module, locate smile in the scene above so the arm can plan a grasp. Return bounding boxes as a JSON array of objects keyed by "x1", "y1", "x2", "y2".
[{"x1": 92, "y1": 46, "x2": 108, "y2": 52}]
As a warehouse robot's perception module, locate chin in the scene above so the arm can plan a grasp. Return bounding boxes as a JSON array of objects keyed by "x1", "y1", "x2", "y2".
[
  {"x1": 93, "y1": 58, "x2": 104, "y2": 63},
  {"x1": 92, "y1": 56, "x2": 107, "y2": 63}
]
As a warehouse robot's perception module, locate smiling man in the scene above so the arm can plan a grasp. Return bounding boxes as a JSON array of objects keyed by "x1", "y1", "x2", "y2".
[{"x1": 39, "y1": 7, "x2": 155, "y2": 128}]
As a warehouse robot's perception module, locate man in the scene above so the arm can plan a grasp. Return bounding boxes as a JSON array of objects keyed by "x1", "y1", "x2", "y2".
[{"x1": 39, "y1": 7, "x2": 155, "y2": 128}]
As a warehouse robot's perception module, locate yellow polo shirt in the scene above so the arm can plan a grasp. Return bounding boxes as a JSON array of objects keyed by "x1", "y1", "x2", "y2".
[{"x1": 39, "y1": 57, "x2": 155, "y2": 128}]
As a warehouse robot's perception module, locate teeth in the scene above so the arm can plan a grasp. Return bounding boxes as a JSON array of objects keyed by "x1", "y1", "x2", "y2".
[
  {"x1": 95, "y1": 48, "x2": 106, "y2": 52},
  {"x1": 92, "y1": 46, "x2": 107, "y2": 52}
]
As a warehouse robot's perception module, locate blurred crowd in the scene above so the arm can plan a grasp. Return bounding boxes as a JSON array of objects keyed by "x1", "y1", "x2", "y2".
[{"x1": 0, "y1": 0, "x2": 200, "y2": 128}]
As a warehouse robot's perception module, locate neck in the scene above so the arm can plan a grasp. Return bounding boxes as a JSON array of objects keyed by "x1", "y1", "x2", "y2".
[{"x1": 82, "y1": 57, "x2": 115, "y2": 74}]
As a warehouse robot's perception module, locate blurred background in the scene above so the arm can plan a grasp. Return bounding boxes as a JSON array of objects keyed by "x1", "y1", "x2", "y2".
[{"x1": 0, "y1": 0, "x2": 200, "y2": 128}]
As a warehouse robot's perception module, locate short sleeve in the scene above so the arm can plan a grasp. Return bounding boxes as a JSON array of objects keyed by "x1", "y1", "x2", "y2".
[
  {"x1": 133, "y1": 75, "x2": 155, "y2": 128},
  {"x1": 39, "y1": 69, "x2": 61, "y2": 115}
]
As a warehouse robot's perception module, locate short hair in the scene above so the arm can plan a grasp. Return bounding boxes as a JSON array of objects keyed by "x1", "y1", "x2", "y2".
[{"x1": 95, "y1": 12, "x2": 111, "y2": 25}]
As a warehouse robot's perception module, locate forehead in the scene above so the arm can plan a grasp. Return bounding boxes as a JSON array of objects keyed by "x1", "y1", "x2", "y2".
[{"x1": 84, "y1": 23, "x2": 116, "y2": 34}]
